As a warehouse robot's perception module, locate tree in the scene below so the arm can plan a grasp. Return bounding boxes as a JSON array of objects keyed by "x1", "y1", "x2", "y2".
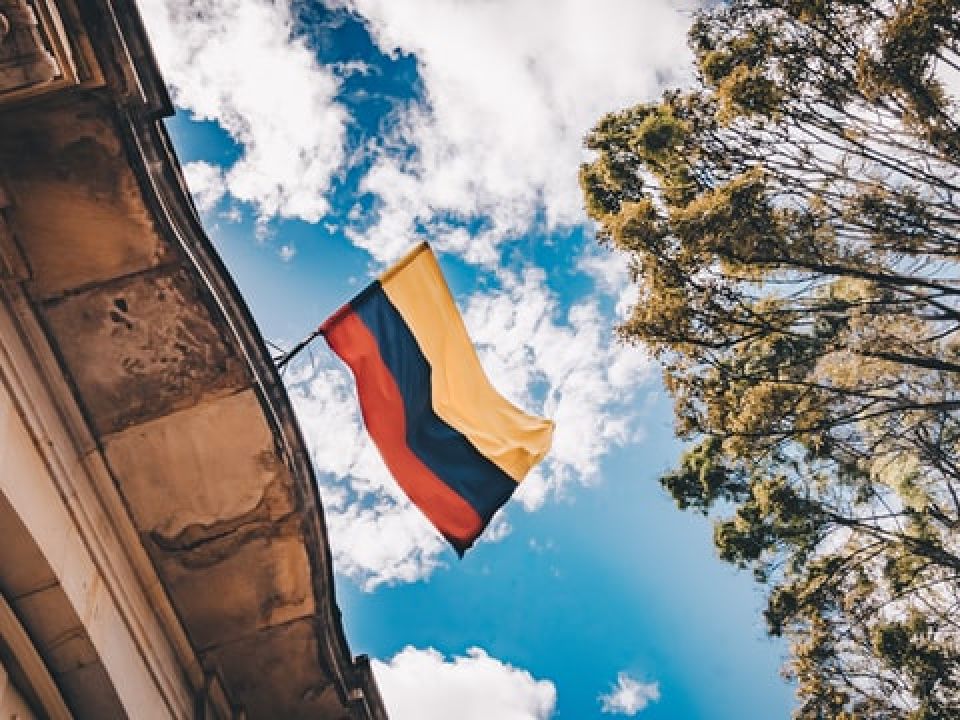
[{"x1": 580, "y1": 2, "x2": 960, "y2": 717}]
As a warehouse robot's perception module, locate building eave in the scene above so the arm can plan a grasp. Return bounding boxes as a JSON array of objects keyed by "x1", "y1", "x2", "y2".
[{"x1": 0, "y1": 0, "x2": 386, "y2": 717}]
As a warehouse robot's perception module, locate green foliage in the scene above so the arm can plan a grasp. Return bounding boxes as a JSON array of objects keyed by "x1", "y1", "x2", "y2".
[{"x1": 582, "y1": 1, "x2": 960, "y2": 716}]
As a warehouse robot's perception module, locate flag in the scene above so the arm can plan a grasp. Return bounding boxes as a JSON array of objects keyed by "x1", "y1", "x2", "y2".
[{"x1": 321, "y1": 242, "x2": 554, "y2": 555}]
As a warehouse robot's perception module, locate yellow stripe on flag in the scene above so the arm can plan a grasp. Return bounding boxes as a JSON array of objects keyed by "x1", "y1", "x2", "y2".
[{"x1": 380, "y1": 242, "x2": 554, "y2": 482}]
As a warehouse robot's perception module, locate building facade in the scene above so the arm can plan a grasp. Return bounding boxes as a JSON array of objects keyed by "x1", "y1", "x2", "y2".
[{"x1": 0, "y1": 0, "x2": 386, "y2": 717}]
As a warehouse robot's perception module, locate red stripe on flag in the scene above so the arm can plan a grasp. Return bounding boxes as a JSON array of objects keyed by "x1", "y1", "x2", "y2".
[{"x1": 323, "y1": 308, "x2": 483, "y2": 552}]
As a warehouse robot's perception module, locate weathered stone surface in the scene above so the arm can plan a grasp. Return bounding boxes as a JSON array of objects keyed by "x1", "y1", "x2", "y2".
[
  {"x1": 43, "y1": 267, "x2": 247, "y2": 434},
  {"x1": 0, "y1": 660, "x2": 38, "y2": 720},
  {"x1": 0, "y1": 309, "x2": 197, "y2": 719},
  {"x1": 0, "y1": 101, "x2": 173, "y2": 299},
  {"x1": 54, "y1": 660, "x2": 126, "y2": 720},
  {"x1": 103, "y1": 389, "x2": 296, "y2": 538},
  {"x1": 154, "y1": 532, "x2": 315, "y2": 651},
  {"x1": 0, "y1": 0, "x2": 59, "y2": 94},
  {"x1": 0, "y1": 494, "x2": 55, "y2": 598},
  {"x1": 203, "y1": 619, "x2": 348, "y2": 720},
  {"x1": 0, "y1": 0, "x2": 387, "y2": 715},
  {"x1": 12, "y1": 585, "x2": 96, "y2": 675}
]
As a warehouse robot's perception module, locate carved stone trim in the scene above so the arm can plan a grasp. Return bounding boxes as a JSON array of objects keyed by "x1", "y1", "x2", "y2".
[
  {"x1": 0, "y1": 593, "x2": 73, "y2": 720},
  {"x1": 0, "y1": 0, "x2": 59, "y2": 93},
  {"x1": 0, "y1": 280, "x2": 205, "y2": 718},
  {"x1": 0, "y1": 179, "x2": 29, "y2": 281},
  {"x1": 0, "y1": 215, "x2": 29, "y2": 281},
  {"x1": 0, "y1": 0, "x2": 104, "y2": 106}
]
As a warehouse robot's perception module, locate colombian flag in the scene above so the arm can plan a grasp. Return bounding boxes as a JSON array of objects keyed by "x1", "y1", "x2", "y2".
[{"x1": 321, "y1": 242, "x2": 554, "y2": 555}]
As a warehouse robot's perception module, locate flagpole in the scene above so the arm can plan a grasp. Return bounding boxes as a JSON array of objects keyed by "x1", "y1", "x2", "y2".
[{"x1": 275, "y1": 326, "x2": 323, "y2": 370}]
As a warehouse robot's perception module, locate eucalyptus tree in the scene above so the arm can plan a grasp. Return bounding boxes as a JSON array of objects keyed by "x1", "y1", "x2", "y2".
[{"x1": 580, "y1": 2, "x2": 960, "y2": 716}]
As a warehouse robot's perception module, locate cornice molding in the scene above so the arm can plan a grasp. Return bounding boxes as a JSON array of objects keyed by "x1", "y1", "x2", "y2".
[
  {"x1": 0, "y1": 0, "x2": 102, "y2": 107},
  {"x1": 0, "y1": 593, "x2": 73, "y2": 720},
  {"x1": 0, "y1": 0, "x2": 387, "y2": 715},
  {"x1": 0, "y1": 276, "x2": 231, "y2": 719}
]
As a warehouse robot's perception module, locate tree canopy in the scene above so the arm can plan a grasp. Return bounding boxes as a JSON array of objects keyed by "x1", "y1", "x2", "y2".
[{"x1": 580, "y1": 1, "x2": 960, "y2": 717}]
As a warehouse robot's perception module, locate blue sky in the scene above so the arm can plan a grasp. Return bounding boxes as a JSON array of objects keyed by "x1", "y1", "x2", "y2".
[{"x1": 142, "y1": 1, "x2": 794, "y2": 717}]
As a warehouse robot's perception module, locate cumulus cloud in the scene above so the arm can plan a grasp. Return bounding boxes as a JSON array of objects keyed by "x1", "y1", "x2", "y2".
[
  {"x1": 578, "y1": 243, "x2": 640, "y2": 322},
  {"x1": 938, "y1": 60, "x2": 960, "y2": 106},
  {"x1": 373, "y1": 646, "x2": 556, "y2": 720},
  {"x1": 287, "y1": 270, "x2": 651, "y2": 588},
  {"x1": 463, "y1": 269, "x2": 652, "y2": 510},
  {"x1": 333, "y1": 0, "x2": 697, "y2": 265},
  {"x1": 599, "y1": 672, "x2": 661, "y2": 716},
  {"x1": 182, "y1": 160, "x2": 226, "y2": 213},
  {"x1": 143, "y1": 0, "x2": 695, "y2": 261},
  {"x1": 140, "y1": 0, "x2": 347, "y2": 223}
]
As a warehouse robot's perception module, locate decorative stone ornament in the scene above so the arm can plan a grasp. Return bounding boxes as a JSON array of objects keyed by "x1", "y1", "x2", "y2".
[
  {"x1": 0, "y1": 12, "x2": 12, "y2": 42},
  {"x1": 0, "y1": 0, "x2": 59, "y2": 93}
]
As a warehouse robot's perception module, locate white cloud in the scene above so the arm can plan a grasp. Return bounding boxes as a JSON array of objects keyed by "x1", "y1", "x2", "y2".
[
  {"x1": 333, "y1": 0, "x2": 697, "y2": 265},
  {"x1": 580, "y1": 244, "x2": 630, "y2": 297},
  {"x1": 579, "y1": 243, "x2": 640, "y2": 322},
  {"x1": 142, "y1": 0, "x2": 697, "y2": 265},
  {"x1": 599, "y1": 672, "x2": 660, "y2": 716},
  {"x1": 463, "y1": 268, "x2": 653, "y2": 510},
  {"x1": 140, "y1": 0, "x2": 347, "y2": 223},
  {"x1": 183, "y1": 160, "x2": 226, "y2": 213},
  {"x1": 373, "y1": 646, "x2": 556, "y2": 720},
  {"x1": 936, "y1": 58, "x2": 960, "y2": 107}
]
